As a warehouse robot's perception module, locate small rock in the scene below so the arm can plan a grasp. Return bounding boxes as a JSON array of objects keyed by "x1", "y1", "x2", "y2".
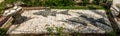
[
  {"x1": 16, "y1": 7, "x2": 22, "y2": 11},
  {"x1": 4, "y1": 10, "x2": 10, "y2": 13},
  {"x1": 13, "y1": 6, "x2": 18, "y2": 9},
  {"x1": 5, "y1": 4, "x2": 13, "y2": 9},
  {"x1": 10, "y1": 10, "x2": 16, "y2": 13}
]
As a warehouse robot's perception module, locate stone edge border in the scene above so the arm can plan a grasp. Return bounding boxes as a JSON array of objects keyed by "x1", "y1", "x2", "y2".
[
  {"x1": 8, "y1": 33, "x2": 106, "y2": 36},
  {"x1": 0, "y1": 16, "x2": 13, "y2": 29},
  {"x1": 111, "y1": 6, "x2": 120, "y2": 32}
]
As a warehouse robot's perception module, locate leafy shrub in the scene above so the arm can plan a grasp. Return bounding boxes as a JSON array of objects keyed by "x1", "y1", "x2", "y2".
[
  {"x1": 81, "y1": 0, "x2": 89, "y2": 6},
  {"x1": 93, "y1": 0, "x2": 112, "y2": 5},
  {"x1": 42, "y1": 0, "x2": 62, "y2": 6},
  {"x1": 62, "y1": 0, "x2": 74, "y2": 6},
  {"x1": 0, "y1": 2, "x2": 5, "y2": 14},
  {"x1": 42, "y1": 0, "x2": 74, "y2": 6},
  {"x1": 0, "y1": 0, "x2": 107, "y2": 10},
  {"x1": 46, "y1": 27, "x2": 81, "y2": 36},
  {"x1": 56, "y1": 27, "x2": 64, "y2": 36},
  {"x1": 46, "y1": 27, "x2": 64, "y2": 36},
  {"x1": 46, "y1": 27, "x2": 54, "y2": 36},
  {"x1": 88, "y1": 5, "x2": 104, "y2": 9},
  {"x1": 22, "y1": 0, "x2": 42, "y2": 6},
  {"x1": 0, "y1": 28, "x2": 7, "y2": 36},
  {"x1": 0, "y1": 5, "x2": 3, "y2": 13},
  {"x1": 103, "y1": 0, "x2": 113, "y2": 9},
  {"x1": 93, "y1": 0, "x2": 100, "y2": 5},
  {"x1": 106, "y1": 31, "x2": 117, "y2": 36},
  {"x1": 51, "y1": 5, "x2": 104, "y2": 9},
  {"x1": 4, "y1": 0, "x2": 17, "y2": 4},
  {"x1": 0, "y1": 6, "x2": 4, "y2": 14}
]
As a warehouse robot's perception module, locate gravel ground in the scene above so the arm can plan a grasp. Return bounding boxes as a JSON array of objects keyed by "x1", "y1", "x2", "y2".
[
  {"x1": 113, "y1": 0, "x2": 120, "y2": 5},
  {"x1": 0, "y1": 0, "x2": 4, "y2": 3},
  {"x1": 8, "y1": 9, "x2": 113, "y2": 34}
]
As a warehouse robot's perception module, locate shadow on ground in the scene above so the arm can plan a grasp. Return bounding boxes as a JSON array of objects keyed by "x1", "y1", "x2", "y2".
[
  {"x1": 13, "y1": 16, "x2": 32, "y2": 24},
  {"x1": 60, "y1": 13, "x2": 112, "y2": 31},
  {"x1": 12, "y1": 9, "x2": 112, "y2": 32},
  {"x1": 91, "y1": 10, "x2": 107, "y2": 18},
  {"x1": 33, "y1": 10, "x2": 71, "y2": 17}
]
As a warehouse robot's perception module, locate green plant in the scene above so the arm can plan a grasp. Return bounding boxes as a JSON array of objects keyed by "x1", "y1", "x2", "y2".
[
  {"x1": 46, "y1": 27, "x2": 54, "y2": 33},
  {"x1": 0, "y1": 0, "x2": 107, "y2": 10},
  {"x1": 62, "y1": 0, "x2": 74, "y2": 6},
  {"x1": 22, "y1": 0, "x2": 42, "y2": 6},
  {"x1": 0, "y1": 2, "x2": 5, "y2": 14},
  {"x1": 46, "y1": 27, "x2": 66, "y2": 36},
  {"x1": 93, "y1": 0, "x2": 113, "y2": 6},
  {"x1": 51, "y1": 5, "x2": 104, "y2": 9},
  {"x1": 88, "y1": 5, "x2": 104, "y2": 9},
  {"x1": 46, "y1": 27, "x2": 54, "y2": 36},
  {"x1": 0, "y1": 28, "x2": 7, "y2": 36},
  {"x1": 4, "y1": 0, "x2": 17, "y2": 4},
  {"x1": 42, "y1": 0, "x2": 57, "y2": 6},
  {"x1": 106, "y1": 31, "x2": 117, "y2": 36},
  {"x1": 103, "y1": 0, "x2": 113, "y2": 9},
  {"x1": 73, "y1": 32, "x2": 80, "y2": 36},
  {"x1": 81, "y1": 0, "x2": 89, "y2": 6},
  {"x1": 0, "y1": 6, "x2": 4, "y2": 14},
  {"x1": 42, "y1": 0, "x2": 74, "y2": 6},
  {"x1": 56, "y1": 27, "x2": 64, "y2": 36},
  {"x1": 93, "y1": 0, "x2": 100, "y2": 5}
]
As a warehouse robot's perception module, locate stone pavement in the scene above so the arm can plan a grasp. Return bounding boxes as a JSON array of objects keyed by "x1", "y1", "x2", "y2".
[{"x1": 8, "y1": 9, "x2": 113, "y2": 34}]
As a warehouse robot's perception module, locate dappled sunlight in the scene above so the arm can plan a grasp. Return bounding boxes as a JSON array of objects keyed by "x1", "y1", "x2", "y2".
[{"x1": 9, "y1": 9, "x2": 113, "y2": 34}]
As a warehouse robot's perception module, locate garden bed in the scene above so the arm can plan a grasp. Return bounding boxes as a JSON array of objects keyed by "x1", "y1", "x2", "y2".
[
  {"x1": 0, "y1": 0, "x2": 115, "y2": 36},
  {"x1": 7, "y1": 8, "x2": 114, "y2": 35}
]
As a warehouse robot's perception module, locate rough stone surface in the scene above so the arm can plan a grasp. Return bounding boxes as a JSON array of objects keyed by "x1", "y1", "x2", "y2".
[
  {"x1": 3, "y1": 6, "x2": 22, "y2": 16},
  {"x1": 8, "y1": 9, "x2": 113, "y2": 34}
]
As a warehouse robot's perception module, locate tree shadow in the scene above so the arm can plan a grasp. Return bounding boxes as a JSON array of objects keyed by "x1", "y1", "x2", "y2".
[
  {"x1": 13, "y1": 16, "x2": 32, "y2": 24},
  {"x1": 90, "y1": 10, "x2": 107, "y2": 18},
  {"x1": 59, "y1": 19, "x2": 87, "y2": 26},
  {"x1": 33, "y1": 10, "x2": 71, "y2": 17},
  {"x1": 58, "y1": 10, "x2": 70, "y2": 15},
  {"x1": 60, "y1": 14, "x2": 112, "y2": 31},
  {"x1": 76, "y1": 10, "x2": 107, "y2": 18},
  {"x1": 79, "y1": 14, "x2": 111, "y2": 27}
]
